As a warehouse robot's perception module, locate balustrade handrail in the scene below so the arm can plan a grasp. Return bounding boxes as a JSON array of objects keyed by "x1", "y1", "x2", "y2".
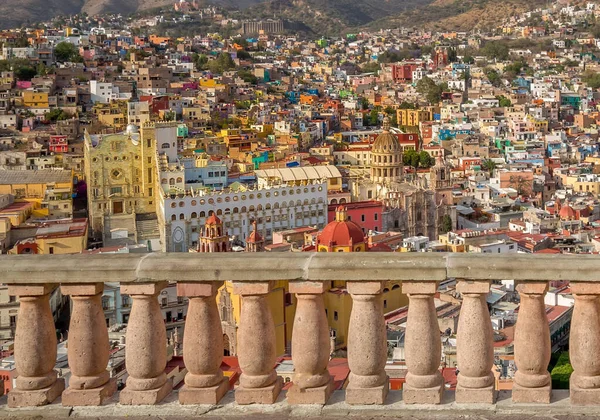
[{"x1": 0, "y1": 252, "x2": 598, "y2": 284}]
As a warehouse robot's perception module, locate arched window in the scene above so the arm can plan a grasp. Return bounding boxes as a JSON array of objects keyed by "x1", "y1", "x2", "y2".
[
  {"x1": 273, "y1": 203, "x2": 279, "y2": 209},
  {"x1": 161, "y1": 178, "x2": 167, "y2": 184},
  {"x1": 392, "y1": 284, "x2": 400, "y2": 290},
  {"x1": 241, "y1": 206, "x2": 247, "y2": 213},
  {"x1": 257, "y1": 204, "x2": 263, "y2": 211},
  {"x1": 191, "y1": 212, "x2": 197, "y2": 219},
  {"x1": 161, "y1": 143, "x2": 170, "y2": 149},
  {"x1": 169, "y1": 178, "x2": 175, "y2": 185},
  {"x1": 383, "y1": 288, "x2": 390, "y2": 293},
  {"x1": 176, "y1": 177, "x2": 182, "y2": 183},
  {"x1": 179, "y1": 213, "x2": 185, "y2": 220},
  {"x1": 265, "y1": 203, "x2": 271, "y2": 210},
  {"x1": 171, "y1": 215, "x2": 176, "y2": 221},
  {"x1": 216, "y1": 209, "x2": 223, "y2": 216},
  {"x1": 331, "y1": 199, "x2": 338, "y2": 204},
  {"x1": 249, "y1": 205, "x2": 255, "y2": 212},
  {"x1": 200, "y1": 211, "x2": 206, "y2": 217},
  {"x1": 233, "y1": 207, "x2": 239, "y2": 214}
]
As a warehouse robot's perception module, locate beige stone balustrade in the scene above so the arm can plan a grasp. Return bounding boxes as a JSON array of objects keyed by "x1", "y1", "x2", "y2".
[
  {"x1": 1, "y1": 252, "x2": 600, "y2": 411},
  {"x1": 61, "y1": 283, "x2": 116, "y2": 406}
]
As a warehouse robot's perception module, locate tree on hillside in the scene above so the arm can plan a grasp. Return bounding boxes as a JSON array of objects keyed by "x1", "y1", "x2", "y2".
[
  {"x1": 481, "y1": 41, "x2": 510, "y2": 61},
  {"x1": 416, "y1": 76, "x2": 445, "y2": 105},
  {"x1": 54, "y1": 42, "x2": 80, "y2": 63},
  {"x1": 208, "y1": 52, "x2": 236, "y2": 74},
  {"x1": 496, "y1": 95, "x2": 512, "y2": 108}
]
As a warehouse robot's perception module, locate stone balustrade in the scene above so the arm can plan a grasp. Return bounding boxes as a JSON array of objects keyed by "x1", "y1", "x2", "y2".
[{"x1": 0, "y1": 253, "x2": 599, "y2": 410}]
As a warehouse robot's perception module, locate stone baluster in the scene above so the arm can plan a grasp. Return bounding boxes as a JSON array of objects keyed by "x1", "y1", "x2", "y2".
[
  {"x1": 570, "y1": 282, "x2": 600, "y2": 405},
  {"x1": 288, "y1": 281, "x2": 334, "y2": 405},
  {"x1": 61, "y1": 284, "x2": 116, "y2": 406},
  {"x1": 233, "y1": 281, "x2": 283, "y2": 404},
  {"x1": 119, "y1": 282, "x2": 172, "y2": 405},
  {"x1": 177, "y1": 282, "x2": 229, "y2": 405},
  {"x1": 402, "y1": 281, "x2": 444, "y2": 404},
  {"x1": 346, "y1": 281, "x2": 388, "y2": 405},
  {"x1": 513, "y1": 282, "x2": 551, "y2": 403},
  {"x1": 456, "y1": 280, "x2": 496, "y2": 404},
  {"x1": 8, "y1": 284, "x2": 65, "y2": 408}
]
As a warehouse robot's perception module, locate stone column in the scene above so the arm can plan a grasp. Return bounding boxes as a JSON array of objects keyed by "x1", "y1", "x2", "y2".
[
  {"x1": 61, "y1": 283, "x2": 116, "y2": 406},
  {"x1": 402, "y1": 281, "x2": 443, "y2": 404},
  {"x1": 287, "y1": 281, "x2": 334, "y2": 405},
  {"x1": 513, "y1": 282, "x2": 551, "y2": 403},
  {"x1": 119, "y1": 282, "x2": 172, "y2": 405},
  {"x1": 8, "y1": 284, "x2": 65, "y2": 408},
  {"x1": 456, "y1": 280, "x2": 496, "y2": 404},
  {"x1": 177, "y1": 282, "x2": 229, "y2": 405},
  {"x1": 346, "y1": 281, "x2": 388, "y2": 405},
  {"x1": 233, "y1": 281, "x2": 283, "y2": 404},
  {"x1": 570, "y1": 282, "x2": 600, "y2": 405}
]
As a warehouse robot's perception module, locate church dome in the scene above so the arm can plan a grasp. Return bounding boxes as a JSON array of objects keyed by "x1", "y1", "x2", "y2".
[
  {"x1": 318, "y1": 206, "x2": 365, "y2": 248},
  {"x1": 559, "y1": 204, "x2": 576, "y2": 220},
  {"x1": 372, "y1": 117, "x2": 400, "y2": 153}
]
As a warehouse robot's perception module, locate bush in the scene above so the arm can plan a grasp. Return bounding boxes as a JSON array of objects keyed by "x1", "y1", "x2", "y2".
[{"x1": 550, "y1": 351, "x2": 573, "y2": 389}]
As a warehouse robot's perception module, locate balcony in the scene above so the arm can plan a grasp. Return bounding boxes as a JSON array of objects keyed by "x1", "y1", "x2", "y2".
[{"x1": 0, "y1": 253, "x2": 600, "y2": 418}]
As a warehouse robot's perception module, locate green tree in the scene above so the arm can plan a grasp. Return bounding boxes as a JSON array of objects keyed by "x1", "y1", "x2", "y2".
[
  {"x1": 496, "y1": 95, "x2": 512, "y2": 107},
  {"x1": 45, "y1": 108, "x2": 70, "y2": 122},
  {"x1": 361, "y1": 62, "x2": 380, "y2": 74},
  {"x1": 481, "y1": 159, "x2": 497, "y2": 176},
  {"x1": 403, "y1": 149, "x2": 420, "y2": 169},
  {"x1": 416, "y1": 77, "x2": 445, "y2": 105},
  {"x1": 418, "y1": 151, "x2": 434, "y2": 168},
  {"x1": 485, "y1": 68, "x2": 502, "y2": 87},
  {"x1": 441, "y1": 214, "x2": 453, "y2": 233},
  {"x1": 399, "y1": 101, "x2": 417, "y2": 109},
  {"x1": 208, "y1": 52, "x2": 236, "y2": 74},
  {"x1": 191, "y1": 53, "x2": 208, "y2": 70},
  {"x1": 54, "y1": 42, "x2": 80, "y2": 63},
  {"x1": 481, "y1": 41, "x2": 510, "y2": 61}
]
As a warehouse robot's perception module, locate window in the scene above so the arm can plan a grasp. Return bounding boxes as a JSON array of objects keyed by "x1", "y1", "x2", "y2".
[
  {"x1": 334, "y1": 311, "x2": 338, "y2": 321},
  {"x1": 374, "y1": 213, "x2": 378, "y2": 221},
  {"x1": 110, "y1": 187, "x2": 122, "y2": 195},
  {"x1": 161, "y1": 298, "x2": 168, "y2": 307},
  {"x1": 49, "y1": 247, "x2": 54, "y2": 254},
  {"x1": 285, "y1": 293, "x2": 293, "y2": 306},
  {"x1": 361, "y1": 215, "x2": 365, "y2": 222},
  {"x1": 384, "y1": 300, "x2": 387, "y2": 309}
]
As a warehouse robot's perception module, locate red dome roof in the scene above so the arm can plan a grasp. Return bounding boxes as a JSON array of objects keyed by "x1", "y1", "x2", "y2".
[
  {"x1": 206, "y1": 214, "x2": 222, "y2": 225},
  {"x1": 559, "y1": 205, "x2": 576, "y2": 220},
  {"x1": 318, "y1": 219, "x2": 365, "y2": 248}
]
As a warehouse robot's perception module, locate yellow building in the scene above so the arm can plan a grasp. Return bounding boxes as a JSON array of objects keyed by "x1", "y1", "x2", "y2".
[
  {"x1": 23, "y1": 91, "x2": 49, "y2": 109},
  {"x1": 313, "y1": 206, "x2": 408, "y2": 348},
  {"x1": 200, "y1": 216, "x2": 296, "y2": 356},
  {"x1": 84, "y1": 121, "x2": 175, "y2": 243},
  {"x1": 8, "y1": 218, "x2": 88, "y2": 255},
  {"x1": 397, "y1": 108, "x2": 432, "y2": 128}
]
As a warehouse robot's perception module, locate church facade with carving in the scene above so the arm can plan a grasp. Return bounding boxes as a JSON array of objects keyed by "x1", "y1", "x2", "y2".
[{"x1": 349, "y1": 118, "x2": 456, "y2": 239}]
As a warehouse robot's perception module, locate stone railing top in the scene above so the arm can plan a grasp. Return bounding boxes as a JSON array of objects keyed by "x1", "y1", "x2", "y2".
[{"x1": 0, "y1": 253, "x2": 599, "y2": 284}]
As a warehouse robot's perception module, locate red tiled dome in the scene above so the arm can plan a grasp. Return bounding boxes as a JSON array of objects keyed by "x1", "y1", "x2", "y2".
[
  {"x1": 559, "y1": 205, "x2": 576, "y2": 220},
  {"x1": 318, "y1": 219, "x2": 365, "y2": 248}
]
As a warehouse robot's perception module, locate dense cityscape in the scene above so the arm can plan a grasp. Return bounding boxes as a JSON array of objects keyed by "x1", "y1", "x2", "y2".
[{"x1": 0, "y1": 0, "x2": 599, "y2": 415}]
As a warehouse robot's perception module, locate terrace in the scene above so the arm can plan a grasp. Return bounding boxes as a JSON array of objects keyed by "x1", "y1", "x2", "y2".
[{"x1": 0, "y1": 252, "x2": 599, "y2": 418}]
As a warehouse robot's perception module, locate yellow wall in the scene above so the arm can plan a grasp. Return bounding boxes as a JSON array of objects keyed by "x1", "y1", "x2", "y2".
[
  {"x1": 23, "y1": 91, "x2": 49, "y2": 108},
  {"x1": 0, "y1": 180, "x2": 72, "y2": 199},
  {"x1": 36, "y1": 232, "x2": 88, "y2": 254}
]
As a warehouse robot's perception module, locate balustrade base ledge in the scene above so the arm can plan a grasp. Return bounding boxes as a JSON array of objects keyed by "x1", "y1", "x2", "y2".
[
  {"x1": 178, "y1": 378, "x2": 229, "y2": 405},
  {"x1": 402, "y1": 383, "x2": 444, "y2": 405},
  {"x1": 287, "y1": 377, "x2": 335, "y2": 405},
  {"x1": 6, "y1": 390, "x2": 600, "y2": 417},
  {"x1": 570, "y1": 384, "x2": 600, "y2": 406},
  {"x1": 61, "y1": 379, "x2": 117, "y2": 407},
  {"x1": 7, "y1": 379, "x2": 65, "y2": 408},
  {"x1": 455, "y1": 384, "x2": 497, "y2": 404},
  {"x1": 345, "y1": 377, "x2": 389, "y2": 405},
  {"x1": 234, "y1": 377, "x2": 283, "y2": 405},
  {"x1": 511, "y1": 383, "x2": 551, "y2": 404},
  {"x1": 119, "y1": 380, "x2": 173, "y2": 405}
]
